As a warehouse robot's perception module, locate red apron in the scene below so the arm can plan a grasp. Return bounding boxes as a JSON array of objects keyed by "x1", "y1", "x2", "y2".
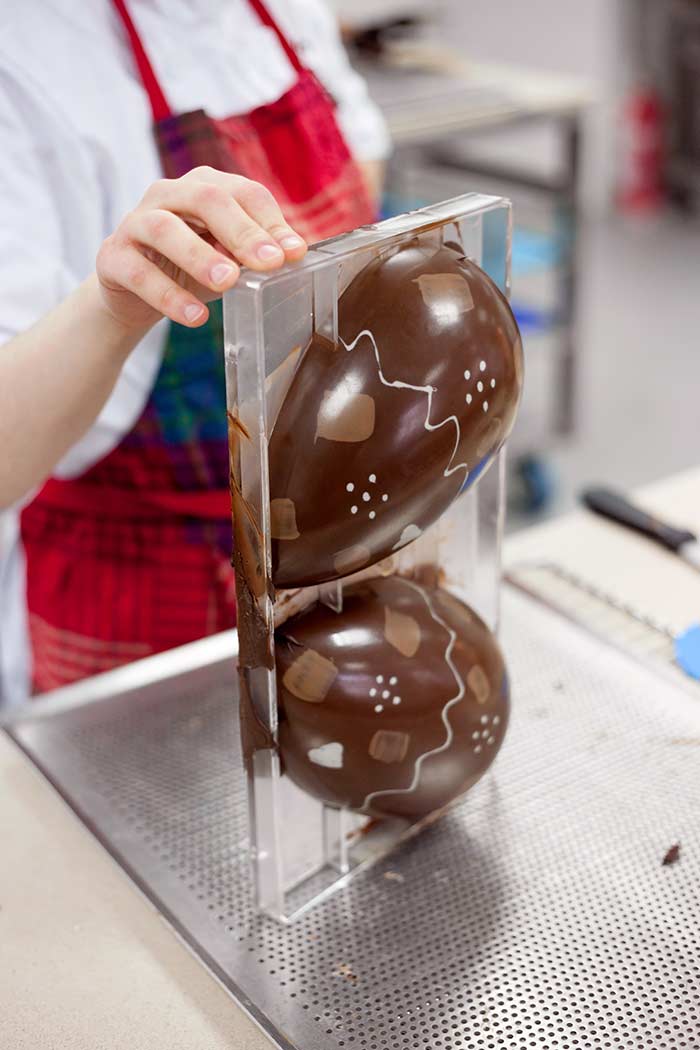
[{"x1": 21, "y1": 0, "x2": 375, "y2": 692}]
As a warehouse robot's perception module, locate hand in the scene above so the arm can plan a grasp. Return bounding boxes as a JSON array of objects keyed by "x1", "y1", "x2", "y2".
[{"x1": 96, "y1": 167, "x2": 307, "y2": 332}]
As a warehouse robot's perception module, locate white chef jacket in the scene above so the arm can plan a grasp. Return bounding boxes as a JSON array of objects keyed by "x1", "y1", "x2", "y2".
[{"x1": 0, "y1": 0, "x2": 390, "y2": 705}]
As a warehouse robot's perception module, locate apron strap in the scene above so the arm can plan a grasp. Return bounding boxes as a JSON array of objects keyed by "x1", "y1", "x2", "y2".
[
  {"x1": 111, "y1": 0, "x2": 304, "y2": 125},
  {"x1": 111, "y1": 0, "x2": 173, "y2": 121},
  {"x1": 244, "y1": 0, "x2": 304, "y2": 75}
]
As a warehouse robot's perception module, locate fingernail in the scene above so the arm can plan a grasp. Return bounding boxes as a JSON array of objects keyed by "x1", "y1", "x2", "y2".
[
  {"x1": 184, "y1": 303, "x2": 205, "y2": 323},
  {"x1": 257, "y1": 243, "x2": 284, "y2": 261},
  {"x1": 210, "y1": 262, "x2": 236, "y2": 286},
  {"x1": 280, "y1": 235, "x2": 304, "y2": 250}
]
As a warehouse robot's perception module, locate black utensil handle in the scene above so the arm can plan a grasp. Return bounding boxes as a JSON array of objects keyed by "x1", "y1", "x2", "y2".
[{"x1": 581, "y1": 487, "x2": 696, "y2": 553}]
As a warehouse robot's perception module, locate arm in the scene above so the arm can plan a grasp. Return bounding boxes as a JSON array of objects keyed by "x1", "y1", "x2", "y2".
[
  {"x1": 0, "y1": 167, "x2": 307, "y2": 509},
  {"x1": 0, "y1": 276, "x2": 146, "y2": 509}
]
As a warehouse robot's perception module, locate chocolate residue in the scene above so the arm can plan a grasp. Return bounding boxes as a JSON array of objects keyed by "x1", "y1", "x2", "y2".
[
  {"x1": 228, "y1": 411, "x2": 275, "y2": 764},
  {"x1": 228, "y1": 412, "x2": 251, "y2": 441},
  {"x1": 333, "y1": 963, "x2": 358, "y2": 982},
  {"x1": 662, "y1": 843, "x2": 681, "y2": 867}
]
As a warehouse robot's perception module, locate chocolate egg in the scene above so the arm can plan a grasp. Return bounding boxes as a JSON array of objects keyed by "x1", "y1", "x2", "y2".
[
  {"x1": 275, "y1": 576, "x2": 509, "y2": 820},
  {"x1": 268, "y1": 241, "x2": 523, "y2": 589}
]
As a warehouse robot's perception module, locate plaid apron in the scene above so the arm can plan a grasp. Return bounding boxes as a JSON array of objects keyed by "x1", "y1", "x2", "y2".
[{"x1": 21, "y1": 0, "x2": 375, "y2": 692}]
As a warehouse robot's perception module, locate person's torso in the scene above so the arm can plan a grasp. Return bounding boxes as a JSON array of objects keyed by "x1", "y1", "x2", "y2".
[{"x1": 0, "y1": 0, "x2": 356, "y2": 478}]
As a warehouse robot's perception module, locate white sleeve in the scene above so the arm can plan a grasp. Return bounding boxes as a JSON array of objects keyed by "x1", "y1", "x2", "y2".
[
  {"x1": 278, "y1": 0, "x2": 391, "y2": 162},
  {"x1": 0, "y1": 69, "x2": 81, "y2": 345},
  {"x1": 0, "y1": 58, "x2": 167, "y2": 479}
]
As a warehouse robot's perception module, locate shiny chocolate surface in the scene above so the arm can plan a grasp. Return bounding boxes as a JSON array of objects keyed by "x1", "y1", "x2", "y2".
[
  {"x1": 275, "y1": 576, "x2": 510, "y2": 820},
  {"x1": 268, "y1": 241, "x2": 523, "y2": 588}
]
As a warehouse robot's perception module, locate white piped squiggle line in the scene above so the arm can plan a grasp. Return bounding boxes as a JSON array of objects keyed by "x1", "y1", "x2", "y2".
[
  {"x1": 340, "y1": 329, "x2": 469, "y2": 481},
  {"x1": 361, "y1": 578, "x2": 465, "y2": 813}
]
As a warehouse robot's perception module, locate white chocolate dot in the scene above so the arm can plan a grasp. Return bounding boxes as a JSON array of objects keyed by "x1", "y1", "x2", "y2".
[
  {"x1": 493, "y1": 716, "x2": 501, "y2": 726},
  {"x1": 374, "y1": 704, "x2": 383, "y2": 713},
  {"x1": 466, "y1": 393, "x2": 472, "y2": 405},
  {"x1": 490, "y1": 378, "x2": 496, "y2": 389},
  {"x1": 362, "y1": 492, "x2": 371, "y2": 502},
  {"x1": 351, "y1": 505, "x2": 358, "y2": 514},
  {"x1": 376, "y1": 675, "x2": 384, "y2": 684},
  {"x1": 474, "y1": 745, "x2": 482, "y2": 754},
  {"x1": 464, "y1": 369, "x2": 471, "y2": 380},
  {"x1": 369, "y1": 511, "x2": 376, "y2": 520},
  {"x1": 382, "y1": 690, "x2": 390, "y2": 699},
  {"x1": 481, "y1": 729, "x2": 489, "y2": 739},
  {"x1": 369, "y1": 688, "x2": 377, "y2": 697},
  {"x1": 381, "y1": 493, "x2": 389, "y2": 502},
  {"x1": 487, "y1": 736, "x2": 495, "y2": 745},
  {"x1": 483, "y1": 401, "x2": 489, "y2": 413},
  {"x1": 477, "y1": 381, "x2": 484, "y2": 392},
  {"x1": 389, "y1": 676, "x2": 398, "y2": 685},
  {"x1": 480, "y1": 360, "x2": 486, "y2": 372},
  {"x1": 346, "y1": 482, "x2": 354, "y2": 492},
  {"x1": 480, "y1": 715, "x2": 488, "y2": 725},
  {"x1": 368, "y1": 473, "x2": 376, "y2": 483},
  {"x1": 392, "y1": 696, "x2": 401, "y2": 705},
  {"x1": 472, "y1": 730, "x2": 480, "y2": 740}
]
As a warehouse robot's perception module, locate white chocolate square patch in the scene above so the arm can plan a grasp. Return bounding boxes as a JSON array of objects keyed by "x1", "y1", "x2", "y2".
[
  {"x1": 384, "y1": 606, "x2": 421, "y2": 658},
  {"x1": 270, "y1": 497, "x2": 300, "y2": 540},
  {"x1": 467, "y1": 664, "x2": 490, "y2": 705},
  {"x1": 282, "y1": 649, "x2": 338, "y2": 703},
  {"x1": 369, "y1": 729, "x2": 411, "y2": 764},
  {"x1": 414, "y1": 273, "x2": 474, "y2": 314},
  {"x1": 315, "y1": 390, "x2": 375, "y2": 443}
]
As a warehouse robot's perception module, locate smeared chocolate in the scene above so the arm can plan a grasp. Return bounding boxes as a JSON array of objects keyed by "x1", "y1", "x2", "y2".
[
  {"x1": 268, "y1": 241, "x2": 523, "y2": 589},
  {"x1": 275, "y1": 576, "x2": 510, "y2": 820},
  {"x1": 228, "y1": 412, "x2": 274, "y2": 762}
]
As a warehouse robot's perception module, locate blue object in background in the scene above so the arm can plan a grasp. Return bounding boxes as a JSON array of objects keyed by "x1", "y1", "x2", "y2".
[
  {"x1": 513, "y1": 455, "x2": 556, "y2": 514},
  {"x1": 511, "y1": 302, "x2": 558, "y2": 335},
  {"x1": 674, "y1": 624, "x2": 700, "y2": 680},
  {"x1": 511, "y1": 227, "x2": 565, "y2": 274}
]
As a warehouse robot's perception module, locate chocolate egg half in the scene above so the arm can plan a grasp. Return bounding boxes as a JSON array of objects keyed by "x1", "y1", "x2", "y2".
[
  {"x1": 268, "y1": 241, "x2": 523, "y2": 589},
  {"x1": 275, "y1": 576, "x2": 509, "y2": 820}
]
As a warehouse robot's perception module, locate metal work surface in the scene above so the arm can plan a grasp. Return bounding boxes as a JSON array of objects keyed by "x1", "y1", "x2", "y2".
[{"x1": 8, "y1": 588, "x2": 700, "y2": 1049}]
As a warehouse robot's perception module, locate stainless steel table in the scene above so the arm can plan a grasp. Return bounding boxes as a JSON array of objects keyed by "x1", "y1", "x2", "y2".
[{"x1": 3, "y1": 470, "x2": 700, "y2": 1049}]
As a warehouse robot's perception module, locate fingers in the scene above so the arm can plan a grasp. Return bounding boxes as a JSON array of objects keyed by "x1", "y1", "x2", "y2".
[
  {"x1": 146, "y1": 169, "x2": 307, "y2": 269},
  {"x1": 99, "y1": 242, "x2": 209, "y2": 327},
  {"x1": 189, "y1": 169, "x2": 307, "y2": 261},
  {"x1": 152, "y1": 178, "x2": 287, "y2": 270},
  {"x1": 129, "y1": 209, "x2": 240, "y2": 293}
]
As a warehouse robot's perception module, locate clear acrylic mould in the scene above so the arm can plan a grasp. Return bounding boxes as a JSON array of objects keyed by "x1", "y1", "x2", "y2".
[{"x1": 224, "y1": 194, "x2": 512, "y2": 922}]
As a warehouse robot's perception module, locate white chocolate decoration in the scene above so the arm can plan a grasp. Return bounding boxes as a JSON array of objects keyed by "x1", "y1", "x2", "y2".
[
  {"x1": 369, "y1": 729, "x2": 411, "y2": 764},
  {"x1": 468, "y1": 663, "x2": 491, "y2": 705},
  {"x1": 283, "y1": 649, "x2": 338, "y2": 703},
  {"x1": 308, "y1": 742, "x2": 344, "y2": 768},
  {"x1": 413, "y1": 273, "x2": 474, "y2": 315},
  {"x1": 315, "y1": 390, "x2": 376, "y2": 443},
  {"x1": 270, "y1": 497, "x2": 300, "y2": 541},
  {"x1": 384, "y1": 606, "x2": 422, "y2": 658},
  {"x1": 392, "y1": 523, "x2": 422, "y2": 551}
]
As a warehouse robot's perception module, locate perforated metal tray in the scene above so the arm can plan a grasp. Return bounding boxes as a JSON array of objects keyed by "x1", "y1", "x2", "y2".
[{"x1": 6, "y1": 588, "x2": 700, "y2": 1049}]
